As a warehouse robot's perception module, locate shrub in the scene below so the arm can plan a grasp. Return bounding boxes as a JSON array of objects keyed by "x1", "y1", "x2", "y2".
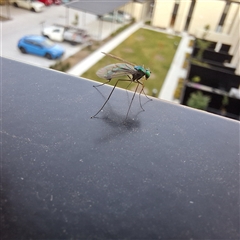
[
  {"x1": 187, "y1": 91, "x2": 211, "y2": 110},
  {"x1": 50, "y1": 61, "x2": 71, "y2": 72}
]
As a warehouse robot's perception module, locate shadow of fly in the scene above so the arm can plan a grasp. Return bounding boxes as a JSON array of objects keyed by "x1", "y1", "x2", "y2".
[{"x1": 91, "y1": 52, "x2": 151, "y2": 120}]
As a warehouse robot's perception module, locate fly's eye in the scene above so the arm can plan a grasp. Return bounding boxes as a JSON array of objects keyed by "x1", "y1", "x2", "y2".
[{"x1": 145, "y1": 69, "x2": 151, "y2": 79}]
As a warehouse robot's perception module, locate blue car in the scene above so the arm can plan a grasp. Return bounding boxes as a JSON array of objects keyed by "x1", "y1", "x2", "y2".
[{"x1": 18, "y1": 35, "x2": 64, "y2": 59}]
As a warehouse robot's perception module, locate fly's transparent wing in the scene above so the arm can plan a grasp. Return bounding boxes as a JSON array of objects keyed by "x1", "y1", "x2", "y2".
[
  {"x1": 96, "y1": 63, "x2": 136, "y2": 80},
  {"x1": 102, "y1": 52, "x2": 136, "y2": 67}
]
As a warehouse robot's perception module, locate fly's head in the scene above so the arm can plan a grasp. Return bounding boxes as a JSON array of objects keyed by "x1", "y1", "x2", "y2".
[{"x1": 145, "y1": 69, "x2": 151, "y2": 79}]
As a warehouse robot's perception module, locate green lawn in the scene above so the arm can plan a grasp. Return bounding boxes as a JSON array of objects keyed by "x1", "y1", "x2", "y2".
[{"x1": 82, "y1": 28, "x2": 181, "y2": 96}]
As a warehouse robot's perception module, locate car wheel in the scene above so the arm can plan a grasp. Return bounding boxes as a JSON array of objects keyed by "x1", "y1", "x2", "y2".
[
  {"x1": 13, "y1": 3, "x2": 18, "y2": 7},
  {"x1": 31, "y1": 8, "x2": 36, "y2": 12},
  {"x1": 19, "y1": 47, "x2": 27, "y2": 54},
  {"x1": 45, "y1": 53, "x2": 52, "y2": 59}
]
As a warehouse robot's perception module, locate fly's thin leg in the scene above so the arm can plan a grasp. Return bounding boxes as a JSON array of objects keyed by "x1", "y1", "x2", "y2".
[
  {"x1": 125, "y1": 83, "x2": 140, "y2": 120},
  {"x1": 93, "y1": 80, "x2": 111, "y2": 88},
  {"x1": 91, "y1": 79, "x2": 131, "y2": 118},
  {"x1": 139, "y1": 88, "x2": 144, "y2": 111},
  {"x1": 141, "y1": 88, "x2": 152, "y2": 101},
  {"x1": 137, "y1": 84, "x2": 153, "y2": 113},
  {"x1": 138, "y1": 79, "x2": 152, "y2": 101},
  {"x1": 126, "y1": 75, "x2": 133, "y2": 90},
  {"x1": 91, "y1": 82, "x2": 118, "y2": 118},
  {"x1": 137, "y1": 82, "x2": 145, "y2": 111}
]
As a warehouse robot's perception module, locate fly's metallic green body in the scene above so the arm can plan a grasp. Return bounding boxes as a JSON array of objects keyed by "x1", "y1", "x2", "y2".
[
  {"x1": 91, "y1": 52, "x2": 152, "y2": 120},
  {"x1": 133, "y1": 65, "x2": 151, "y2": 80}
]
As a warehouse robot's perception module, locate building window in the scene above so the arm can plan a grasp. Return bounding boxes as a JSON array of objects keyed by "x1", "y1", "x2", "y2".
[
  {"x1": 170, "y1": 0, "x2": 180, "y2": 27},
  {"x1": 184, "y1": 0, "x2": 196, "y2": 31},
  {"x1": 216, "y1": 1, "x2": 231, "y2": 32}
]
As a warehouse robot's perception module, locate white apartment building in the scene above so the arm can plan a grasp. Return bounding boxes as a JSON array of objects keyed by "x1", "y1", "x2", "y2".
[{"x1": 151, "y1": 0, "x2": 240, "y2": 74}]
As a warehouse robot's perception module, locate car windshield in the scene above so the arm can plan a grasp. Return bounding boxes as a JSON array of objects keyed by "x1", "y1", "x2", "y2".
[{"x1": 42, "y1": 39, "x2": 55, "y2": 48}]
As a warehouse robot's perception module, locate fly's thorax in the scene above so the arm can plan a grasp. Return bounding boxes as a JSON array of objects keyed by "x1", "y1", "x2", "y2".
[
  {"x1": 134, "y1": 65, "x2": 151, "y2": 79},
  {"x1": 134, "y1": 65, "x2": 145, "y2": 72}
]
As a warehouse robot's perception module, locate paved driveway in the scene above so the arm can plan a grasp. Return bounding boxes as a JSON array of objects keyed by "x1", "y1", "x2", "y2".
[
  {"x1": 1, "y1": 4, "x2": 127, "y2": 69},
  {"x1": 1, "y1": 4, "x2": 97, "y2": 68}
]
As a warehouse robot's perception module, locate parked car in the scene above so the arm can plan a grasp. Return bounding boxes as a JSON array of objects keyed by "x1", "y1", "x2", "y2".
[
  {"x1": 52, "y1": 0, "x2": 61, "y2": 4},
  {"x1": 11, "y1": 0, "x2": 45, "y2": 12},
  {"x1": 38, "y1": 0, "x2": 52, "y2": 6},
  {"x1": 117, "y1": 10, "x2": 133, "y2": 21},
  {"x1": 18, "y1": 35, "x2": 64, "y2": 59},
  {"x1": 42, "y1": 24, "x2": 92, "y2": 45},
  {"x1": 100, "y1": 11, "x2": 125, "y2": 23}
]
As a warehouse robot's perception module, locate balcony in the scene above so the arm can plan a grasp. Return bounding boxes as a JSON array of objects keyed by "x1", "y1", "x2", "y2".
[{"x1": 181, "y1": 39, "x2": 240, "y2": 121}]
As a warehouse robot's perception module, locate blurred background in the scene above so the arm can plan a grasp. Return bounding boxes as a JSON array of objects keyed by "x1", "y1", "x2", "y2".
[{"x1": 1, "y1": 0, "x2": 239, "y2": 120}]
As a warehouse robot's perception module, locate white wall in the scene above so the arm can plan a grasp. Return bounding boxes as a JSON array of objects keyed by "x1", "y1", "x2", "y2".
[
  {"x1": 188, "y1": 0, "x2": 226, "y2": 35},
  {"x1": 151, "y1": 1, "x2": 175, "y2": 28},
  {"x1": 151, "y1": 0, "x2": 240, "y2": 75},
  {"x1": 119, "y1": 2, "x2": 149, "y2": 22},
  {"x1": 173, "y1": 0, "x2": 191, "y2": 32},
  {"x1": 222, "y1": 2, "x2": 239, "y2": 34}
]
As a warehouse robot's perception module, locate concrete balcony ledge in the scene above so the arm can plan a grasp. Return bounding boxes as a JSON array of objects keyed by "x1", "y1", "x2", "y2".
[{"x1": 1, "y1": 57, "x2": 239, "y2": 239}]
